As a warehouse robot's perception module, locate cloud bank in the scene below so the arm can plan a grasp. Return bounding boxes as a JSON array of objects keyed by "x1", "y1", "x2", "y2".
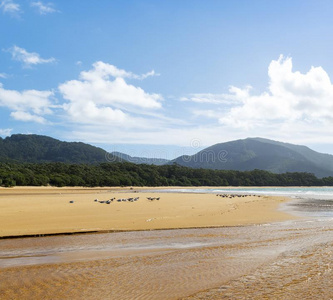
[{"x1": 2, "y1": 54, "x2": 333, "y2": 147}]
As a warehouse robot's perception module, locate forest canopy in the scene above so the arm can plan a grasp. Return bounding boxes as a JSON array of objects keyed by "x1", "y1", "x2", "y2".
[{"x1": 0, "y1": 162, "x2": 332, "y2": 187}]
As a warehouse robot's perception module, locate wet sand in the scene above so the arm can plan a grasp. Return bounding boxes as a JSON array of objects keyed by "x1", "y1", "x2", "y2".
[
  {"x1": 0, "y1": 186, "x2": 293, "y2": 237},
  {"x1": 1, "y1": 219, "x2": 333, "y2": 299}
]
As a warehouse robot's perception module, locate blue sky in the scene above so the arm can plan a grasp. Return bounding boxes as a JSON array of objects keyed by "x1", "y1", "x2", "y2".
[{"x1": 1, "y1": 0, "x2": 333, "y2": 158}]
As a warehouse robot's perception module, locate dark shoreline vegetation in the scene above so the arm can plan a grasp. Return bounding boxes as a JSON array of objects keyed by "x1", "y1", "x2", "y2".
[{"x1": 1, "y1": 162, "x2": 333, "y2": 188}]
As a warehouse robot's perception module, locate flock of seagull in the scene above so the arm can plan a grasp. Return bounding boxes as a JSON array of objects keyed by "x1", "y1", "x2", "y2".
[
  {"x1": 90, "y1": 196, "x2": 161, "y2": 204},
  {"x1": 69, "y1": 196, "x2": 162, "y2": 204},
  {"x1": 94, "y1": 197, "x2": 140, "y2": 204},
  {"x1": 216, "y1": 194, "x2": 261, "y2": 198}
]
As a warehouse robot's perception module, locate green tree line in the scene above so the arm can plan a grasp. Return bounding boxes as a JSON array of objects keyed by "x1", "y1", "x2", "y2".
[{"x1": 0, "y1": 162, "x2": 333, "y2": 187}]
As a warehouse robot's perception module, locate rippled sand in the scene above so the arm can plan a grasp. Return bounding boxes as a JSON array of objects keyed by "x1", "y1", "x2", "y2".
[{"x1": 1, "y1": 218, "x2": 333, "y2": 299}]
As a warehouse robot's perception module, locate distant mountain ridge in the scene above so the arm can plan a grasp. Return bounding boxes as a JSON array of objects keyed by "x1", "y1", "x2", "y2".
[
  {"x1": 111, "y1": 151, "x2": 169, "y2": 165},
  {"x1": 1, "y1": 135, "x2": 333, "y2": 178},
  {"x1": 171, "y1": 137, "x2": 333, "y2": 178}
]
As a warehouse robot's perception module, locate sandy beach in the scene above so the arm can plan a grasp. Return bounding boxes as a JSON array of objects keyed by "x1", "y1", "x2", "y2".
[
  {"x1": 5, "y1": 186, "x2": 329, "y2": 299},
  {"x1": 0, "y1": 186, "x2": 294, "y2": 237}
]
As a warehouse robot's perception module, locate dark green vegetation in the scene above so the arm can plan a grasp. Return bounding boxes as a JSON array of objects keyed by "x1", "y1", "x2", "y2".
[
  {"x1": 172, "y1": 138, "x2": 333, "y2": 178},
  {"x1": 1, "y1": 162, "x2": 333, "y2": 187},
  {"x1": 0, "y1": 134, "x2": 119, "y2": 164}
]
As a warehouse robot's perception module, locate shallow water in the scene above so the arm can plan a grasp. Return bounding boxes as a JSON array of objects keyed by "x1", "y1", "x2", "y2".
[{"x1": 1, "y1": 216, "x2": 333, "y2": 299}]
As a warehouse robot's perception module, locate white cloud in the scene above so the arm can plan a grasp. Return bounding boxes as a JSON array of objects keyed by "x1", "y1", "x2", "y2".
[
  {"x1": 7, "y1": 45, "x2": 56, "y2": 68},
  {"x1": 59, "y1": 61, "x2": 162, "y2": 125},
  {"x1": 59, "y1": 54, "x2": 333, "y2": 149},
  {"x1": 192, "y1": 109, "x2": 221, "y2": 119},
  {"x1": 0, "y1": 128, "x2": 12, "y2": 136},
  {"x1": 216, "y1": 55, "x2": 333, "y2": 129},
  {"x1": 0, "y1": 83, "x2": 54, "y2": 123},
  {"x1": 10, "y1": 111, "x2": 46, "y2": 123},
  {"x1": 63, "y1": 100, "x2": 127, "y2": 125},
  {"x1": 31, "y1": 1, "x2": 58, "y2": 15},
  {"x1": 79, "y1": 61, "x2": 158, "y2": 81},
  {"x1": 181, "y1": 87, "x2": 251, "y2": 105},
  {"x1": 0, "y1": 0, "x2": 21, "y2": 15},
  {"x1": 138, "y1": 70, "x2": 160, "y2": 80},
  {"x1": 0, "y1": 73, "x2": 7, "y2": 79}
]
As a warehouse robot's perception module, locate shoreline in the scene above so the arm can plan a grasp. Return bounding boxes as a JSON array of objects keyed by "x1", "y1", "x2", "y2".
[{"x1": 0, "y1": 186, "x2": 298, "y2": 238}]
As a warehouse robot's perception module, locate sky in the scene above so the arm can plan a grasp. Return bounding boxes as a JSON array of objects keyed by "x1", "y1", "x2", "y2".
[{"x1": 1, "y1": 0, "x2": 333, "y2": 159}]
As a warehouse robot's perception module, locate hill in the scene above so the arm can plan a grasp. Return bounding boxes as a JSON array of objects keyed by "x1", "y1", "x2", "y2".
[
  {"x1": 171, "y1": 138, "x2": 333, "y2": 178},
  {"x1": 0, "y1": 134, "x2": 169, "y2": 165},
  {"x1": 2, "y1": 135, "x2": 333, "y2": 178},
  {"x1": 0, "y1": 134, "x2": 115, "y2": 164}
]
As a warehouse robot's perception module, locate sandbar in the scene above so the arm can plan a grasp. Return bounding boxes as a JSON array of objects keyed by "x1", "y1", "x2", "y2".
[{"x1": 0, "y1": 186, "x2": 296, "y2": 238}]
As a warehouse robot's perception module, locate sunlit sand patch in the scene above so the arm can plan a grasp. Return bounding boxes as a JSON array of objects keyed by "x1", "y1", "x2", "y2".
[{"x1": 0, "y1": 187, "x2": 296, "y2": 238}]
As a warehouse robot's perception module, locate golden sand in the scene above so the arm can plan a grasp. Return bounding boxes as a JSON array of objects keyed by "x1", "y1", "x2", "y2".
[
  {"x1": 0, "y1": 186, "x2": 295, "y2": 237},
  {"x1": 4, "y1": 187, "x2": 329, "y2": 300}
]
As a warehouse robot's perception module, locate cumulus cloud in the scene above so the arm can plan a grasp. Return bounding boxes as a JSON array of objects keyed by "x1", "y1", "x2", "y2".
[
  {"x1": 0, "y1": 83, "x2": 54, "y2": 123},
  {"x1": 6, "y1": 45, "x2": 56, "y2": 68},
  {"x1": 216, "y1": 55, "x2": 333, "y2": 129},
  {"x1": 59, "y1": 61, "x2": 162, "y2": 125},
  {"x1": 31, "y1": 1, "x2": 58, "y2": 15},
  {"x1": 0, "y1": 0, "x2": 21, "y2": 15},
  {"x1": 64, "y1": 100, "x2": 127, "y2": 125}
]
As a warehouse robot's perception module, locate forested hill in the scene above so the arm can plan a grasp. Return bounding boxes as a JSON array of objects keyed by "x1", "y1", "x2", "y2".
[
  {"x1": 2, "y1": 135, "x2": 333, "y2": 179},
  {"x1": 0, "y1": 134, "x2": 118, "y2": 164},
  {"x1": 171, "y1": 138, "x2": 333, "y2": 178}
]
